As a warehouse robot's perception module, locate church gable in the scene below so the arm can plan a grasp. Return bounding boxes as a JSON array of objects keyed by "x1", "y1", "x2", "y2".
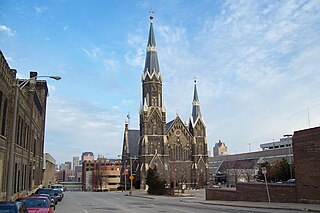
[
  {"x1": 167, "y1": 116, "x2": 192, "y2": 141},
  {"x1": 144, "y1": 108, "x2": 164, "y2": 135},
  {"x1": 166, "y1": 116, "x2": 193, "y2": 162}
]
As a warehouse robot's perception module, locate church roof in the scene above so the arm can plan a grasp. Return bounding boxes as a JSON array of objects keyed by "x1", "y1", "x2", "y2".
[
  {"x1": 166, "y1": 119, "x2": 175, "y2": 132},
  {"x1": 217, "y1": 159, "x2": 258, "y2": 174},
  {"x1": 128, "y1": 130, "x2": 140, "y2": 158},
  {"x1": 143, "y1": 12, "x2": 160, "y2": 75}
]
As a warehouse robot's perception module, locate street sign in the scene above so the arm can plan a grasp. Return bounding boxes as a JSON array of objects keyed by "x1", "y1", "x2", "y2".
[
  {"x1": 129, "y1": 175, "x2": 134, "y2": 180},
  {"x1": 123, "y1": 169, "x2": 129, "y2": 175}
]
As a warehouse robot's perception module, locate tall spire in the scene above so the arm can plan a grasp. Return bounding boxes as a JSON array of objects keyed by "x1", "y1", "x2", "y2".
[
  {"x1": 144, "y1": 9, "x2": 160, "y2": 75},
  {"x1": 192, "y1": 78, "x2": 201, "y2": 123}
]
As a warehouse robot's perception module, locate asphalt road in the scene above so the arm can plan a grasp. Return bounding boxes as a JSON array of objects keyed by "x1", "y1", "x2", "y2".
[{"x1": 54, "y1": 191, "x2": 301, "y2": 213}]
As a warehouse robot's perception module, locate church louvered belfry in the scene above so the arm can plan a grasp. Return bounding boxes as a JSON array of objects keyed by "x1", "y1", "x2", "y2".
[{"x1": 121, "y1": 11, "x2": 209, "y2": 190}]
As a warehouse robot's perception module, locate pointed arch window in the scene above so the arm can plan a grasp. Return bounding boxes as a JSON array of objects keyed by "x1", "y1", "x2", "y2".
[
  {"x1": 175, "y1": 143, "x2": 182, "y2": 161},
  {"x1": 146, "y1": 93, "x2": 150, "y2": 106},
  {"x1": 1, "y1": 97, "x2": 7, "y2": 136}
]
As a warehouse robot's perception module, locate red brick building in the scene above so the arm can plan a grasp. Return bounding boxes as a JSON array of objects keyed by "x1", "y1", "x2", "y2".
[
  {"x1": 82, "y1": 158, "x2": 121, "y2": 191},
  {"x1": 293, "y1": 126, "x2": 320, "y2": 203}
]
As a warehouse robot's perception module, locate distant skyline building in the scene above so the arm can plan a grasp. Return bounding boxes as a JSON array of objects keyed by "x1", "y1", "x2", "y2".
[
  {"x1": 81, "y1": 152, "x2": 94, "y2": 162},
  {"x1": 213, "y1": 140, "x2": 228, "y2": 156},
  {"x1": 73, "y1": 156, "x2": 80, "y2": 170}
]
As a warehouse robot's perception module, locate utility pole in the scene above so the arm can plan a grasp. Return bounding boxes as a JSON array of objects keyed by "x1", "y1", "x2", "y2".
[{"x1": 262, "y1": 167, "x2": 271, "y2": 203}]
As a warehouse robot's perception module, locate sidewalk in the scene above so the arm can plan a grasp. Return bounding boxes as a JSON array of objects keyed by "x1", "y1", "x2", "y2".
[{"x1": 130, "y1": 190, "x2": 320, "y2": 212}]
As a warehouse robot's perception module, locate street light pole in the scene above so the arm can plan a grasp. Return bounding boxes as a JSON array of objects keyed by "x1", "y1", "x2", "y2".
[
  {"x1": 119, "y1": 154, "x2": 136, "y2": 195},
  {"x1": 130, "y1": 157, "x2": 132, "y2": 195},
  {"x1": 6, "y1": 75, "x2": 61, "y2": 201}
]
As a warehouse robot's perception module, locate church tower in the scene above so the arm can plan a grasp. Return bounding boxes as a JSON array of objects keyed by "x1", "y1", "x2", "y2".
[
  {"x1": 138, "y1": 11, "x2": 168, "y2": 188},
  {"x1": 189, "y1": 79, "x2": 209, "y2": 187}
]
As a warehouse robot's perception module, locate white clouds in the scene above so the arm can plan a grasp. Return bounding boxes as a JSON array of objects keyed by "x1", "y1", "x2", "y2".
[
  {"x1": 103, "y1": 58, "x2": 118, "y2": 72},
  {"x1": 45, "y1": 97, "x2": 123, "y2": 163},
  {"x1": 0, "y1": 24, "x2": 15, "y2": 36},
  {"x1": 125, "y1": 33, "x2": 145, "y2": 68},
  {"x1": 34, "y1": 6, "x2": 48, "y2": 15},
  {"x1": 81, "y1": 47, "x2": 102, "y2": 60}
]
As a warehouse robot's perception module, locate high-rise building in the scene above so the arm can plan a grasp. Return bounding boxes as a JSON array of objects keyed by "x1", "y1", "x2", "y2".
[
  {"x1": 213, "y1": 140, "x2": 228, "y2": 156},
  {"x1": 72, "y1": 156, "x2": 80, "y2": 170},
  {"x1": 121, "y1": 12, "x2": 209, "y2": 189}
]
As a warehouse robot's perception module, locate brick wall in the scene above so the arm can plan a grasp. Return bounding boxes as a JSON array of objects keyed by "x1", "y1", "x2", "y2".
[
  {"x1": 206, "y1": 188, "x2": 237, "y2": 201},
  {"x1": 293, "y1": 126, "x2": 320, "y2": 203},
  {"x1": 206, "y1": 183, "x2": 297, "y2": 203}
]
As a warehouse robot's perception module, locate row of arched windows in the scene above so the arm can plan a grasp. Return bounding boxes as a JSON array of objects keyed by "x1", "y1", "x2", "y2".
[{"x1": 169, "y1": 143, "x2": 191, "y2": 161}]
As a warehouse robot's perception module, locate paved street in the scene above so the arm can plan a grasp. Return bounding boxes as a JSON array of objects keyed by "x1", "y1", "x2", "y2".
[{"x1": 54, "y1": 190, "x2": 306, "y2": 213}]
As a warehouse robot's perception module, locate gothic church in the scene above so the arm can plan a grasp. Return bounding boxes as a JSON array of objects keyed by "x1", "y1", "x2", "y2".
[{"x1": 121, "y1": 13, "x2": 208, "y2": 189}]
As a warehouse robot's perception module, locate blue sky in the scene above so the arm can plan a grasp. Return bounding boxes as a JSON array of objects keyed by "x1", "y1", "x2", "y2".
[{"x1": 1, "y1": 0, "x2": 320, "y2": 164}]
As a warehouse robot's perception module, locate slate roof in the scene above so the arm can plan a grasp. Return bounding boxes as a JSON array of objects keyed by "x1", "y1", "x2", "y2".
[
  {"x1": 128, "y1": 130, "x2": 140, "y2": 158},
  {"x1": 144, "y1": 20, "x2": 160, "y2": 75},
  {"x1": 217, "y1": 159, "x2": 257, "y2": 174},
  {"x1": 192, "y1": 82, "x2": 201, "y2": 123},
  {"x1": 166, "y1": 119, "x2": 175, "y2": 133}
]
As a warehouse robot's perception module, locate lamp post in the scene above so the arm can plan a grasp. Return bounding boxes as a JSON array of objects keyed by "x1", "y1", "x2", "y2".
[
  {"x1": 119, "y1": 155, "x2": 136, "y2": 195},
  {"x1": 6, "y1": 75, "x2": 61, "y2": 201}
]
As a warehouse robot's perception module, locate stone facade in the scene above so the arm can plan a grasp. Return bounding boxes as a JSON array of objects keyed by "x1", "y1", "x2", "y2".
[
  {"x1": 42, "y1": 153, "x2": 56, "y2": 188},
  {"x1": 0, "y1": 51, "x2": 49, "y2": 200},
  {"x1": 293, "y1": 126, "x2": 320, "y2": 203},
  {"x1": 123, "y1": 15, "x2": 209, "y2": 189}
]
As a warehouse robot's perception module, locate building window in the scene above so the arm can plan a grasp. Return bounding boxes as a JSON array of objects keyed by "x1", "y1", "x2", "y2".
[
  {"x1": 33, "y1": 139, "x2": 37, "y2": 157},
  {"x1": 1, "y1": 98, "x2": 7, "y2": 136},
  {"x1": 175, "y1": 143, "x2": 182, "y2": 161}
]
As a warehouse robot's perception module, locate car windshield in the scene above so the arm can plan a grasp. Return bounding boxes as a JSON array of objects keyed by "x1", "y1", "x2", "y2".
[
  {"x1": 51, "y1": 185, "x2": 63, "y2": 190},
  {"x1": 0, "y1": 206, "x2": 15, "y2": 213},
  {"x1": 35, "y1": 189, "x2": 54, "y2": 196},
  {"x1": 17, "y1": 198, "x2": 49, "y2": 208}
]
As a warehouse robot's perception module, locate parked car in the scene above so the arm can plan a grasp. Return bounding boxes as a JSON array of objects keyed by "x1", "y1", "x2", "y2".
[
  {"x1": 53, "y1": 189, "x2": 63, "y2": 202},
  {"x1": 51, "y1": 184, "x2": 64, "y2": 192},
  {"x1": 16, "y1": 196, "x2": 54, "y2": 213},
  {"x1": 0, "y1": 201, "x2": 28, "y2": 213},
  {"x1": 35, "y1": 194, "x2": 56, "y2": 209},
  {"x1": 34, "y1": 188, "x2": 58, "y2": 205},
  {"x1": 287, "y1": 179, "x2": 296, "y2": 184}
]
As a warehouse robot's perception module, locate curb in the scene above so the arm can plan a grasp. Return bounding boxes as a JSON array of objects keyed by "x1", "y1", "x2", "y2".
[
  {"x1": 193, "y1": 201, "x2": 320, "y2": 212},
  {"x1": 127, "y1": 193, "x2": 320, "y2": 212}
]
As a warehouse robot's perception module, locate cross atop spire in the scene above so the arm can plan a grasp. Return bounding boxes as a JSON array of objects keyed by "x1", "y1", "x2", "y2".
[{"x1": 149, "y1": 8, "x2": 154, "y2": 22}]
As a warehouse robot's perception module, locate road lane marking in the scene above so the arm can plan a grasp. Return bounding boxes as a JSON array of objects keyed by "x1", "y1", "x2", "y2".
[
  {"x1": 173, "y1": 208, "x2": 194, "y2": 213},
  {"x1": 83, "y1": 209, "x2": 88, "y2": 213}
]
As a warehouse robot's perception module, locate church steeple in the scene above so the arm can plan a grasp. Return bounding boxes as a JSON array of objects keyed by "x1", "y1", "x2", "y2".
[
  {"x1": 143, "y1": 9, "x2": 160, "y2": 76},
  {"x1": 192, "y1": 79, "x2": 201, "y2": 123}
]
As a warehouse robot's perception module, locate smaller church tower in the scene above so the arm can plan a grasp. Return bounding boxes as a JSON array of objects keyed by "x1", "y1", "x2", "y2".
[{"x1": 189, "y1": 79, "x2": 209, "y2": 187}]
